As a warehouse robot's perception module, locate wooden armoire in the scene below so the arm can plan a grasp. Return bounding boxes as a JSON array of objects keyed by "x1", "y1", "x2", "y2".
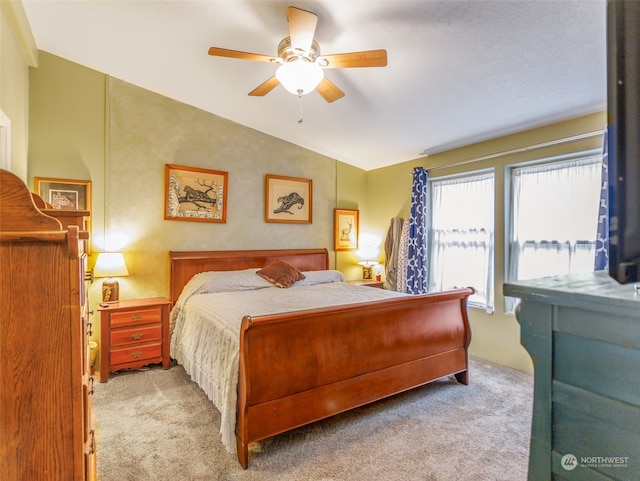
[{"x1": 0, "y1": 169, "x2": 96, "y2": 481}]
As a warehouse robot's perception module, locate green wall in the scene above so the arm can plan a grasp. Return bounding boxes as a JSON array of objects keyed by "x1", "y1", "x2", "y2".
[
  {"x1": 106, "y1": 77, "x2": 339, "y2": 300},
  {"x1": 0, "y1": 2, "x2": 34, "y2": 181},
  {"x1": 366, "y1": 111, "x2": 606, "y2": 372},
  {"x1": 28, "y1": 51, "x2": 106, "y2": 249},
  {"x1": 336, "y1": 161, "x2": 368, "y2": 280},
  {"x1": 27, "y1": 53, "x2": 351, "y2": 358}
]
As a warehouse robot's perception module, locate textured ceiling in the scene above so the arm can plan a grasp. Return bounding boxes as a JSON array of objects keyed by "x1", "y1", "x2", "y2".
[{"x1": 21, "y1": 0, "x2": 607, "y2": 171}]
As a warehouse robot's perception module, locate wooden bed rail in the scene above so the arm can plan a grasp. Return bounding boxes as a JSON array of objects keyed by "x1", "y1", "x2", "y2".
[{"x1": 235, "y1": 286, "x2": 474, "y2": 468}]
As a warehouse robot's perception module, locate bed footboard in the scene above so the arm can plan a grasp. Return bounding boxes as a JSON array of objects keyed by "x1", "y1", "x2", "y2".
[{"x1": 235, "y1": 287, "x2": 474, "y2": 468}]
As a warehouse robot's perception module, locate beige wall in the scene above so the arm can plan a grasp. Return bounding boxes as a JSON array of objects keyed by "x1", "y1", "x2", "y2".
[{"x1": 26, "y1": 51, "x2": 606, "y2": 374}]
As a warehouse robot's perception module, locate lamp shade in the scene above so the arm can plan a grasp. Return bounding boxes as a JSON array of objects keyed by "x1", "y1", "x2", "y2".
[
  {"x1": 358, "y1": 260, "x2": 379, "y2": 267},
  {"x1": 276, "y1": 59, "x2": 324, "y2": 95},
  {"x1": 94, "y1": 252, "x2": 129, "y2": 278}
]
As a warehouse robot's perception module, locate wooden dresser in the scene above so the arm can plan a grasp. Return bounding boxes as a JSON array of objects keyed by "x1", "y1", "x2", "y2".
[
  {"x1": 0, "y1": 169, "x2": 96, "y2": 481},
  {"x1": 98, "y1": 297, "x2": 171, "y2": 382}
]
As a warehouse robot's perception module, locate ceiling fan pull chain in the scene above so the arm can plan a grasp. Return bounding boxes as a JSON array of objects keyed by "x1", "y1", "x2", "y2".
[{"x1": 297, "y1": 89, "x2": 304, "y2": 124}]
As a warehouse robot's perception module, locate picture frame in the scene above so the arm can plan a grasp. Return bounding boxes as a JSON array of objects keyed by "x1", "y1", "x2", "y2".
[
  {"x1": 34, "y1": 177, "x2": 92, "y2": 212},
  {"x1": 334, "y1": 208, "x2": 359, "y2": 251},
  {"x1": 265, "y1": 174, "x2": 312, "y2": 224},
  {"x1": 165, "y1": 164, "x2": 228, "y2": 223}
]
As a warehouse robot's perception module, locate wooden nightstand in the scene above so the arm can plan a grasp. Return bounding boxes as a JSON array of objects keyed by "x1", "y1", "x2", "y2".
[
  {"x1": 98, "y1": 297, "x2": 172, "y2": 382},
  {"x1": 347, "y1": 279, "x2": 384, "y2": 289}
]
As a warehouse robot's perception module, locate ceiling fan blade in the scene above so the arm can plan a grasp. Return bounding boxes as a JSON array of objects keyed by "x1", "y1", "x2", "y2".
[
  {"x1": 320, "y1": 49, "x2": 388, "y2": 68},
  {"x1": 208, "y1": 47, "x2": 275, "y2": 63},
  {"x1": 248, "y1": 76, "x2": 280, "y2": 97},
  {"x1": 287, "y1": 6, "x2": 317, "y2": 53},
  {"x1": 316, "y1": 78, "x2": 345, "y2": 103}
]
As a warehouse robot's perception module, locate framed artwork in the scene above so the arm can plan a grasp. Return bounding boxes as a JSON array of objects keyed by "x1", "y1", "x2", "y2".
[
  {"x1": 34, "y1": 177, "x2": 92, "y2": 211},
  {"x1": 265, "y1": 174, "x2": 312, "y2": 224},
  {"x1": 334, "y1": 208, "x2": 359, "y2": 251},
  {"x1": 165, "y1": 164, "x2": 228, "y2": 223}
]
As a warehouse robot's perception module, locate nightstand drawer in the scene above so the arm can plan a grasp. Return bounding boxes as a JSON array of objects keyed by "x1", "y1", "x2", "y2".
[
  {"x1": 110, "y1": 342, "x2": 162, "y2": 366},
  {"x1": 110, "y1": 324, "x2": 162, "y2": 347},
  {"x1": 110, "y1": 308, "x2": 162, "y2": 328}
]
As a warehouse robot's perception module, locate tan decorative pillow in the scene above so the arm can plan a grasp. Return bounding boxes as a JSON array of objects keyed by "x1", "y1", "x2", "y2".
[{"x1": 256, "y1": 260, "x2": 306, "y2": 288}]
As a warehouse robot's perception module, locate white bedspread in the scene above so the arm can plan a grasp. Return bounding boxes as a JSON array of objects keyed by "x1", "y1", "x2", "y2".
[{"x1": 170, "y1": 269, "x2": 406, "y2": 452}]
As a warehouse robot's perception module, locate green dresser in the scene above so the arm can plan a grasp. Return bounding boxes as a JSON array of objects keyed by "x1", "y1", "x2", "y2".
[{"x1": 504, "y1": 272, "x2": 640, "y2": 481}]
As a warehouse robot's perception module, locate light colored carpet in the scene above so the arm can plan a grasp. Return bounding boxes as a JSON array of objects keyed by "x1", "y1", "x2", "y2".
[{"x1": 92, "y1": 356, "x2": 532, "y2": 481}]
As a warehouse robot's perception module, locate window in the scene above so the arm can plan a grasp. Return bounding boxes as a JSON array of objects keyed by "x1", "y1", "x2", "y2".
[
  {"x1": 428, "y1": 172, "x2": 495, "y2": 311},
  {"x1": 507, "y1": 154, "x2": 602, "y2": 291}
]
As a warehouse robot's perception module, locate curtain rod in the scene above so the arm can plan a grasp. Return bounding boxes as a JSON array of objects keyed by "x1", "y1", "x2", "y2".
[{"x1": 419, "y1": 129, "x2": 605, "y2": 173}]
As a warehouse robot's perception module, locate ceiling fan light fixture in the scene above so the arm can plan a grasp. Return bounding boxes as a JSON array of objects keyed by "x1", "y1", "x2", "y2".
[{"x1": 276, "y1": 59, "x2": 324, "y2": 95}]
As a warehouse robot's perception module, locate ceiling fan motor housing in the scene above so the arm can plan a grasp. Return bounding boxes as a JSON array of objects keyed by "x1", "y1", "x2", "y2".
[{"x1": 276, "y1": 37, "x2": 322, "y2": 64}]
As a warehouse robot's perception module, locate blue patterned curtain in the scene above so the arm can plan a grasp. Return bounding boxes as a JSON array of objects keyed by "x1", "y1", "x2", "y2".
[
  {"x1": 407, "y1": 167, "x2": 428, "y2": 294},
  {"x1": 594, "y1": 126, "x2": 610, "y2": 271}
]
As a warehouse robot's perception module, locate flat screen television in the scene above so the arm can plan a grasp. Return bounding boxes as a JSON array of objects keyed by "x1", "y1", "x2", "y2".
[{"x1": 606, "y1": 0, "x2": 640, "y2": 284}]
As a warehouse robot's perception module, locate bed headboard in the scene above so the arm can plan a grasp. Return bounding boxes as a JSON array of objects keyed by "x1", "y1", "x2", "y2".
[{"x1": 169, "y1": 248, "x2": 329, "y2": 305}]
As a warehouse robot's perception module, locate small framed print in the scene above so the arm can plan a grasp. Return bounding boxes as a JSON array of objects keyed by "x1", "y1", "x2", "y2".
[
  {"x1": 334, "y1": 208, "x2": 359, "y2": 251},
  {"x1": 165, "y1": 164, "x2": 228, "y2": 223},
  {"x1": 34, "y1": 177, "x2": 92, "y2": 212},
  {"x1": 265, "y1": 174, "x2": 312, "y2": 224}
]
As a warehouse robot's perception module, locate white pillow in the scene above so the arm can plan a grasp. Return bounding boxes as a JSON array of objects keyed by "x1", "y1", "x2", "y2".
[
  {"x1": 189, "y1": 268, "x2": 273, "y2": 294},
  {"x1": 294, "y1": 270, "x2": 345, "y2": 286}
]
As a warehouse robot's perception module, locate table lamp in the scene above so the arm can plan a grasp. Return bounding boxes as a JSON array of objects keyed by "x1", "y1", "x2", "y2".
[{"x1": 94, "y1": 252, "x2": 129, "y2": 303}]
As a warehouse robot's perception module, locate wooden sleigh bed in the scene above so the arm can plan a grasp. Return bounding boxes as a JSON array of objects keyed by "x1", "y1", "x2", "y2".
[{"x1": 169, "y1": 248, "x2": 474, "y2": 469}]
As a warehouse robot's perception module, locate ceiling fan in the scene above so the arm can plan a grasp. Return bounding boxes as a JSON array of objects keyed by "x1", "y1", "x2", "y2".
[{"x1": 208, "y1": 6, "x2": 387, "y2": 103}]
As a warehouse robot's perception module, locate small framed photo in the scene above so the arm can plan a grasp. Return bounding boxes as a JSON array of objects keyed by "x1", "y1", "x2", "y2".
[
  {"x1": 265, "y1": 174, "x2": 312, "y2": 224},
  {"x1": 334, "y1": 208, "x2": 359, "y2": 251},
  {"x1": 34, "y1": 177, "x2": 92, "y2": 212},
  {"x1": 165, "y1": 164, "x2": 228, "y2": 223}
]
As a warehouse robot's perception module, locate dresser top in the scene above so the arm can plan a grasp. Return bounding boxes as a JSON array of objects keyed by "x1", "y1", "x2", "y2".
[{"x1": 504, "y1": 271, "x2": 640, "y2": 314}]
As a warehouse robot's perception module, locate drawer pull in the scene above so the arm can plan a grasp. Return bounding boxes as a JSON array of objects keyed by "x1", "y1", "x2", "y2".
[
  {"x1": 131, "y1": 315, "x2": 143, "y2": 322},
  {"x1": 131, "y1": 350, "x2": 143, "y2": 358},
  {"x1": 131, "y1": 333, "x2": 143, "y2": 340}
]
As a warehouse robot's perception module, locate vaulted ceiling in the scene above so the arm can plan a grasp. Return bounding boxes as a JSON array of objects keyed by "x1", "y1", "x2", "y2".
[{"x1": 22, "y1": 0, "x2": 607, "y2": 171}]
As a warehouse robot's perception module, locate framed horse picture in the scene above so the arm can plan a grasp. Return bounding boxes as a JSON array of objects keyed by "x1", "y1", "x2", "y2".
[{"x1": 264, "y1": 174, "x2": 312, "y2": 224}]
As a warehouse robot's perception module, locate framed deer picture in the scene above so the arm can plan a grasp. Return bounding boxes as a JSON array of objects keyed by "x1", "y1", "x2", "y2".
[
  {"x1": 165, "y1": 164, "x2": 228, "y2": 223},
  {"x1": 334, "y1": 208, "x2": 359, "y2": 251}
]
